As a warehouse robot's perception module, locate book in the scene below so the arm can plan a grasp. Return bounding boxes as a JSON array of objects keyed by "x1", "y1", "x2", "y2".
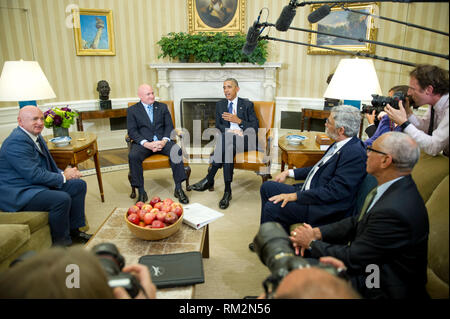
[
  {"x1": 139, "y1": 252, "x2": 204, "y2": 288},
  {"x1": 315, "y1": 133, "x2": 334, "y2": 145},
  {"x1": 182, "y1": 203, "x2": 224, "y2": 230}
]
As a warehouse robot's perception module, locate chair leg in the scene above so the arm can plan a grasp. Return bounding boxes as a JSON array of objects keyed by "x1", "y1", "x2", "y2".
[
  {"x1": 184, "y1": 166, "x2": 192, "y2": 191},
  {"x1": 128, "y1": 172, "x2": 136, "y2": 199},
  {"x1": 261, "y1": 174, "x2": 271, "y2": 184}
]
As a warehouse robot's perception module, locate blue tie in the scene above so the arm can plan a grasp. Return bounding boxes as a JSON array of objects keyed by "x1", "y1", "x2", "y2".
[
  {"x1": 228, "y1": 102, "x2": 233, "y2": 114},
  {"x1": 147, "y1": 104, "x2": 153, "y2": 123}
]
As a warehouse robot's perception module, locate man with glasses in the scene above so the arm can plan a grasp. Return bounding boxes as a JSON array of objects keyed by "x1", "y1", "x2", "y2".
[
  {"x1": 385, "y1": 64, "x2": 448, "y2": 156},
  {"x1": 290, "y1": 132, "x2": 429, "y2": 299},
  {"x1": 256, "y1": 105, "x2": 367, "y2": 240}
]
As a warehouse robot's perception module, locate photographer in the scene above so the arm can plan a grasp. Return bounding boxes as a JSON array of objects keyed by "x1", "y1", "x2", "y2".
[
  {"x1": 0, "y1": 246, "x2": 156, "y2": 299},
  {"x1": 289, "y1": 132, "x2": 429, "y2": 299},
  {"x1": 385, "y1": 64, "x2": 449, "y2": 156}
]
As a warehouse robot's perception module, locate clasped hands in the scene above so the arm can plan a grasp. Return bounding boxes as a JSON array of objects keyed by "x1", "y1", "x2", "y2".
[
  {"x1": 143, "y1": 140, "x2": 167, "y2": 152},
  {"x1": 63, "y1": 166, "x2": 82, "y2": 180}
]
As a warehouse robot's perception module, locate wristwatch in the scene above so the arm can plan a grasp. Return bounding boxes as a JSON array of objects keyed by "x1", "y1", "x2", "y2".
[
  {"x1": 400, "y1": 120, "x2": 411, "y2": 130},
  {"x1": 307, "y1": 239, "x2": 316, "y2": 251}
]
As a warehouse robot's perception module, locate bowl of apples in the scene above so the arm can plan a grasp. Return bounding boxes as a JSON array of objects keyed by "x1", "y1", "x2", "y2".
[{"x1": 125, "y1": 196, "x2": 184, "y2": 240}]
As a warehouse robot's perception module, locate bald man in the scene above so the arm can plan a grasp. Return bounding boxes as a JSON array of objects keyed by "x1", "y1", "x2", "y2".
[
  {"x1": 0, "y1": 106, "x2": 90, "y2": 246},
  {"x1": 273, "y1": 267, "x2": 360, "y2": 299},
  {"x1": 127, "y1": 84, "x2": 189, "y2": 204}
]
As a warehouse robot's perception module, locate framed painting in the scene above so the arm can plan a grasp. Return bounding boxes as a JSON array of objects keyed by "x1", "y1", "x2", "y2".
[
  {"x1": 188, "y1": 0, "x2": 246, "y2": 34},
  {"x1": 308, "y1": 3, "x2": 378, "y2": 55},
  {"x1": 72, "y1": 8, "x2": 115, "y2": 56}
]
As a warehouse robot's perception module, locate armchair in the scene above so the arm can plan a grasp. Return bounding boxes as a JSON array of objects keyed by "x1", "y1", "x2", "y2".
[{"x1": 126, "y1": 101, "x2": 191, "y2": 200}]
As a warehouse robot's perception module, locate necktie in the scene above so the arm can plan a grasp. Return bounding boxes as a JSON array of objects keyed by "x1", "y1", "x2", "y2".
[
  {"x1": 301, "y1": 143, "x2": 337, "y2": 191},
  {"x1": 357, "y1": 188, "x2": 378, "y2": 222},
  {"x1": 228, "y1": 102, "x2": 233, "y2": 114},
  {"x1": 147, "y1": 104, "x2": 153, "y2": 123},
  {"x1": 427, "y1": 106, "x2": 435, "y2": 135}
]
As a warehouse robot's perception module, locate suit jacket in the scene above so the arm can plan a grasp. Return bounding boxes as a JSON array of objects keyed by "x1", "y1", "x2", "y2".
[
  {"x1": 215, "y1": 98, "x2": 259, "y2": 134},
  {"x1": 0, "y1": 127, "x2": 64, "y2": 211},
  {"x1": 293, "y1": 137, "x2": 367, "y2": 225},
  {"x1": 127, "y1": 101, "x2": 174, "y2": 144},
  {"x1": 311, "y1": 175, "x2": 429, "y2": 299}
]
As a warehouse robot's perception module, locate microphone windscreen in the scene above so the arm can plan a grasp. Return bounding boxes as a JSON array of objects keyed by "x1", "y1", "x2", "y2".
[
  {"x1": 275, "y1": 5, "x2": 297, "y2": 31},
  {"x1": 242, "y1": 42, "x2": 258, "y2": 55},
  {"x1": 308, "y1": 5, "x2": 331, "y2": 24}
]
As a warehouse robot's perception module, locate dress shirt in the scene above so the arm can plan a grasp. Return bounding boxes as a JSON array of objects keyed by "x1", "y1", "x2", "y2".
[
  {"x1": 227, "y1": 97, "x2": 241, "y2": 131},
  {"x1": 139, "y1": 101, "x2": 171, "y2": 146},
  {"x1": 405, "y1": 93, "x2": 449, "y2": 156},
  {"x1": 288, "y1": 137, "x2": 352, "y2": 189}
]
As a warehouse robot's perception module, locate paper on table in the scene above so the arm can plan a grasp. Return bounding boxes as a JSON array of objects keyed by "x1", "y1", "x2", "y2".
[{"x1": 182, "y1": 203, "x2": 224, "y2": 230}]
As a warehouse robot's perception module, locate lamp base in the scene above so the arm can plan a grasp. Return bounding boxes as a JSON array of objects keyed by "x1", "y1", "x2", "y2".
[{"x1": 19, "y1": 100, "x2": 37, "y2": 108}]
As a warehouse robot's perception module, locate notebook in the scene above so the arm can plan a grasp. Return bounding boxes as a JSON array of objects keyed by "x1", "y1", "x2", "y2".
[
  {"x1": 182, "y1": 203, "x2": 224, "y2": 230},
  {"x1": 138, "y1": 252, "x2": 204, "y2": 288}
]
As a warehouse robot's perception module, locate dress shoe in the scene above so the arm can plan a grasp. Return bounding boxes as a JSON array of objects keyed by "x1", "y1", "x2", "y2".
[
  {"x1": 70, "y1": 231, "x2": 92, "y2": 245},
  {"x1": 219, "y1": 191, "x2": 232, "y2": 209},
  {"x1": 174, "y1": 188, "x2": 189, "y2": 204},
  {"x1": 136, "y1": 190, "x2": 148, "y2": 204},
  {"x1": 191, "y1": 178, "x2": 214, "y2": 192},
  {"x1": 248, "y1": 242, "x2": 255, "y2": 252}
]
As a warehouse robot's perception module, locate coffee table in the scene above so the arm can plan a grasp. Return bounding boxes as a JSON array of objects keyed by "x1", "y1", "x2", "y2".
[
  {"x1": 85, "y1": 207, "x2": 209, "y2": 299},
  {"x1": 278, "y1": 131, "x2": 327, "y2": 170}
]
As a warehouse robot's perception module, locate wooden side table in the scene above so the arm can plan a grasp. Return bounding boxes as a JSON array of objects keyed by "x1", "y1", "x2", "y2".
[
  {"x1": 278, "y1": 131, "x2": 326, "y2": 170},
  {"x1": 46, "y1": 131, "x2": 104, "y2": 202}
]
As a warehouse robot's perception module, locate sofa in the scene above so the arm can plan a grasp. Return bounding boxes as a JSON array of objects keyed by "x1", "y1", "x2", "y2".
[
  {"x1": 0, "y1": 211, "x2": 52, "y2": 271},
  {"x1": 411, "y1": 152, "x2": 449, "y2": 299}
]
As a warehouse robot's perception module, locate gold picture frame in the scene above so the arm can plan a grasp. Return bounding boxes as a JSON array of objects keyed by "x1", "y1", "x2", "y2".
[
  {"x1": 188, "y1": 0, "x2": 246, "y2": 34},
  {"x1": 73, "y1": 8, "x2": 115, "y2": 56},
  {"x1": 308, "y1": 3, "x2": 378, "y2": 55}
]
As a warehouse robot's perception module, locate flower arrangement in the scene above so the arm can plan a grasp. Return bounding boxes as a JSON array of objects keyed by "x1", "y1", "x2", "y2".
[{"x1": 44, "y1": 106, "x2": 78, "y2": 128}]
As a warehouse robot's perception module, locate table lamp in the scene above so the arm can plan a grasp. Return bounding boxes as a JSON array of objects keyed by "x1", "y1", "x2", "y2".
[
  {"x1": 0, "y1": 60, "x2": 56, "y2": 108},
  {"x1": 323, "y1": 58, "x2": 382, "y2": 109}
]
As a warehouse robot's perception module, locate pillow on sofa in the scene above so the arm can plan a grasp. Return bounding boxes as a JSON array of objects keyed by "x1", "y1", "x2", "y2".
[{"x1": 412, "y1": 153, "x2": 449, "y2": 203}]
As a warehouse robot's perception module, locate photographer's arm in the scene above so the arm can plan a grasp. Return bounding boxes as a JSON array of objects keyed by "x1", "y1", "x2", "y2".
[{"x1": 113, "y1": 264, "x2": 156, "y2": 299}]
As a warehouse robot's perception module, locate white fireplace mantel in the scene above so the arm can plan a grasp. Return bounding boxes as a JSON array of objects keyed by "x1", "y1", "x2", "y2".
[{"x1": 149, "y1": 62, "x2": 281, "y2": 128}]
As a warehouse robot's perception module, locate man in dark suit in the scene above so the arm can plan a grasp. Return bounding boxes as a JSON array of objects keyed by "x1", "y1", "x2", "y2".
[
  {"x1": 191, "y1": 78, "x2": 259, "y2": 209},
  {"x1": 291, "y1": 132, "x2": 429, "y2": 299},
  {"x1": 0, "y1": 105, "x2": 90, "y2": 246},
  {"x1": 127, "y1": 84, "x2": 189, "y2": 204},
  {"x1": 258, "y1": 105, "x2": 367, "y2": 236}
]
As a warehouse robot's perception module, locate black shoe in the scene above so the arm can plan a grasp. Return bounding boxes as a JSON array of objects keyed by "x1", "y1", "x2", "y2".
[
  {"x1": 248, "y1": 242, "x2": 255, "y2": 252},
  {"x1": 219, "y1": 191, "x2": 232, "y2": 209},
  {"x1": 136, "y1": 190, "x2": 148, "y2": 204},
  {"x1": 70, "y1": 231, "x2": 92, "y2": 245},
  {"x1": 191, "y1": 178, "x2": 214, "y2": 192},
  {"x1": 174, "y1": 188, "x2": 189, "y2": 204}
]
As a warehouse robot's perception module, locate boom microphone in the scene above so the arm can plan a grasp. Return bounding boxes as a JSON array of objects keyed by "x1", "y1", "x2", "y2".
[
  {"x1": 242, "y1": 21, "x2": 261, "y2": 55},
  {"x1": 275, "y1": 0, "x2": 298, "y2": 31},
  {"x1": 308, "y1": 4, "x2": 334, "y2": 23}
]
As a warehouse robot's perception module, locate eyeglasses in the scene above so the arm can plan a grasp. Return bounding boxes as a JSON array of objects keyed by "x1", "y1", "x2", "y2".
[{"x1": 367, "y1": 146, "x2": 397, "y2": 163}]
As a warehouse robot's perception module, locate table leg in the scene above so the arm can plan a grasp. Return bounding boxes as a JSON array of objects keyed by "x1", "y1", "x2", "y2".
[
  {"x1": 93, "y1": 151, "x2": 105, "y2": 202},
  {"x1": 201, "y1": 225, "x2": 210, "y2": 258}
]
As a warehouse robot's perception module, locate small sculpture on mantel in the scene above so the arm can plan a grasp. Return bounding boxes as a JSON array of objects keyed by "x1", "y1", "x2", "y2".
[{"x1": 97, "y1": 80, "x2": 111, "y2": 109}]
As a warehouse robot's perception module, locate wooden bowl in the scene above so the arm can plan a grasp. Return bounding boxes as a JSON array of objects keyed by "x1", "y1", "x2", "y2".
[{"x1": 124, "y1": 212, "x2": 183, "y2": 240}]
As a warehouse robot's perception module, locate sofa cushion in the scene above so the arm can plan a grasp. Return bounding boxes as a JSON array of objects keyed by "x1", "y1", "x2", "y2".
[
  {"x1": 0, "y1": 212, "x2": 48, "y2": 234},
  {"x1": 0, "y1": 224, "x2": 30, "y2": 262},
  {"x1": 426, "y1": 175, "x2": 449, "y2": 298},
  {"x1": 412, "y1": 152, "x2": 449, "y2": 203}
]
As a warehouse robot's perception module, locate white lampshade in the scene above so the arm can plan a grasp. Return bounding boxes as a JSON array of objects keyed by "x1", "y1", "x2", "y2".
[
  {"x1": 324, "y1": 58, "x2": 382, "y2": 103},
  {"x1": 0, "y1": 60, "x2": 56, "y2": 102}
]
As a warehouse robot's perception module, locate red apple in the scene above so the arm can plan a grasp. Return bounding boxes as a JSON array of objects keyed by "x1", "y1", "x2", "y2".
[
  {"x1": 127, "y1": 213, "x2": 140, "y2": 225},
  {"x1": 161, "y1": 205, "x2": 171, "y2": 213},
  {"x1": 141, "y1": 204, "x2": 153, "y2": 213},
  {"x1": 127, "y1": 205, "x2": 140, "y2": 216},
  {"x1": 151, "y1": 220, "x2": 165, "y2": 228},
  {"x1": 139, "y1": 221, "x2": 146, "y2": 227},
  {"x1": 135, "y1": 201, "x2": 145, "y2": 209},
  {"x1": 150, "y1": 208, "x2": 159, "y2": 215},
  {"x1": 138, "y1": 210, "x2": 147, "y2": 221},
  {"x1": 164, "y1": 211, "x2": 178, "y2": 225},
  {"x1": 173, "y1": 206, "x2": 183, "y2": 217},
  {"x1": 144, "y1": 212, "x2": 156, "y2": 225},
  {"x1": 163, "y1": 198, "x2": 174, "y2": 206},
  {"x1": 149, "y1": 196, "x2": 161, "y2": 206},
  {"x1": 154, "y1": 202, "x2": 164, "y2": 210},
  {"x1": 156, "y1": 211, "x2": 167, "y2": 223}
]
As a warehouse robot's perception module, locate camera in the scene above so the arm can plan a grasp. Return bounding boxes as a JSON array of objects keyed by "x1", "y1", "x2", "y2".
[
  {"x1": 91, "y1": 243, "x2": 141, "y2": 298},
  {"x1": 361, "y1": 91, "x2": 406, "y2": 115},
  {"x1": 253, "y1": 222, "x2": 347, "y2": 297}
]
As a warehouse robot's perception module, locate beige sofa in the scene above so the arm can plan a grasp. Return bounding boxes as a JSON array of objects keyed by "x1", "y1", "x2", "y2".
[{"x1": 0, "y1": 211, "x2": 52, "y2": 270}]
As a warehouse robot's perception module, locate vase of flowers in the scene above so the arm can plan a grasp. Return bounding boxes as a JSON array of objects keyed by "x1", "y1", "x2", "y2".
[{"x1": 44, "y1": 106, "x2": 78, "y2": 137}]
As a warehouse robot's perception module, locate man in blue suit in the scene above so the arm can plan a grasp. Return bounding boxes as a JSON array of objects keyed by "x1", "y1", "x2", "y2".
[
  {"x1": 258, "y1": 105, "x2": 367, "y2": 237},
  {"x1": 0, "y1": 105, "x2": 90, "y2": 246}
]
